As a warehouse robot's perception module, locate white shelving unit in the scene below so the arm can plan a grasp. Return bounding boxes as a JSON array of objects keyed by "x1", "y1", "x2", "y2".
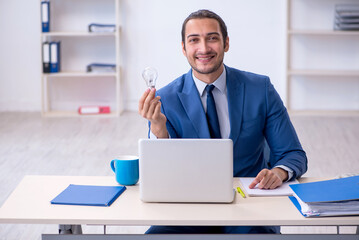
[
  {"x1": 286, "y1": 0, "x2": 359, "y2": 114},
  {"x1": 41, "y1": 0, "x2": 122, "y2": 117}
]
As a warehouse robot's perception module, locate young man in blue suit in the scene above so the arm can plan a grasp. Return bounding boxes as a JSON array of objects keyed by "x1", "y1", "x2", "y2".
[{"x1": 139, "y1": 9, "x2": 307, "y2": 234}]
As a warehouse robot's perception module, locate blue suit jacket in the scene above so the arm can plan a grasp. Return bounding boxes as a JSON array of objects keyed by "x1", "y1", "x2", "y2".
[{"x1": 154, "y1": 66, "x2": 307, "y2": 179}]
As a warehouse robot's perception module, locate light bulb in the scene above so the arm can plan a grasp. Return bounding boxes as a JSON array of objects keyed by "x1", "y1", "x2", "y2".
[{"x1": 142, "y1": 67, "x2": 158, "y2": 89}]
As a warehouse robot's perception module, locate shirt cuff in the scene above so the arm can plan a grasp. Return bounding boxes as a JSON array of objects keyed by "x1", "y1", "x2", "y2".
[
  {"x1": 274, "y1": 165, "x2": 294, "y2": 182},
  {"x1": 149, "y1": 130, "x2": 158, "y2": 139},
  {"x1": 149, "y1": 130, "x2": 171, "y2": 139}
]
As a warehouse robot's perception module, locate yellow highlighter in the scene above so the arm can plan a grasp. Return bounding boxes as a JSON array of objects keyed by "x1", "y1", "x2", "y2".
[{"x1": 237, "y1": 186, "x2": 246, "y2": 198}]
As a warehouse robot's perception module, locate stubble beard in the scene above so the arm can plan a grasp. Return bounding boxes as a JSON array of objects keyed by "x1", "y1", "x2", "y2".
[{"x1": 190, "y1": 54, "x2": 224, "y2": 75}]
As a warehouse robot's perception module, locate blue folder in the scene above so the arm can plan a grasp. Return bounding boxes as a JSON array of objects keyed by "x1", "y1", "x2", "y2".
[
  {"x1": 289, "y1": 175, "x2": 359, "y2": 203},
  {"x1": 51, "y1": 184, "x2": 126, "y2": 207}
]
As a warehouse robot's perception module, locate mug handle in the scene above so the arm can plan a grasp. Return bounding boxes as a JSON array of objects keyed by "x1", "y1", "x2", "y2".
[{"x1": 110, "y1": 160, "x2": 116, "y2": 173}]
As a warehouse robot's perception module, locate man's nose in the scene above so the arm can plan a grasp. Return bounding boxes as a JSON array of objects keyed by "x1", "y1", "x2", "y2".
[{"x1": 199, "y1": 40, "x2": 211, "y2": 53}]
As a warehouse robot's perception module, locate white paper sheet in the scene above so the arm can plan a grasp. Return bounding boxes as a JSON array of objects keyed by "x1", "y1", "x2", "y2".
[{"x1": 239, "y1": 178, "x2": 299, "y2": 197}]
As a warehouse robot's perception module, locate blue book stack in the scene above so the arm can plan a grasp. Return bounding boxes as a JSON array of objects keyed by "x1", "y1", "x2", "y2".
[
  {"x1": 86, "y1": 63, "x2": 116, "y2": 73},
  {"x1": 88, "y1": 23, "x2": 116, "y2": 33},
  {"x1": 334, "y1": 4, "x2": 359, "y2": 30},
  {"x1": 289, "y1": 175, "x2": 359, "y2": 217}
]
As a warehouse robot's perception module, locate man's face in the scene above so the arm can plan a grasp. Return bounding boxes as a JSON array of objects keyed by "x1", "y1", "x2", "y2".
[{"x1": 182, "y1": 18, "x2": 229, "y2": 82}]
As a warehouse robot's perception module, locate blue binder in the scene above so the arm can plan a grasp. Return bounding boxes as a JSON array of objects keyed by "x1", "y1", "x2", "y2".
[
  {"x1": 290, "y1": 175, "x2": 359, "y2": 203},
  {"x1": 50, "y1": 41, "x2": 60, "y2": 73},
  {"x1": 289, "y1": 176, "x2": 359, "y2": 217},
  {"x1": 41, "y1": 1, "x2": 50, "y2": 32},
  {"x1": 51, "y1": 184, "x2": 126, "y2": 207},
  {"x1": 42, "y1": 42, "x2": 51, "y2": 73}
]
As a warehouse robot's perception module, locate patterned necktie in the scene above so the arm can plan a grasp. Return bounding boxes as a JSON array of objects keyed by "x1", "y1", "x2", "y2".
[{"x1": 205, "y1": 85, "x2": 221, "y2": 138}]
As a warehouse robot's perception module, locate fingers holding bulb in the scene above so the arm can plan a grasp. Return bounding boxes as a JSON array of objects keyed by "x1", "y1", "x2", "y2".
[
  {"x1": 138, "y1": 88, "x2": 150, "y2": 114},
  {"x1": 139, "y1": 88, "x2": 162, "y2": 122},
  {"x1": 146, "y1": 96, "x2": 161, "y2": 120},
  {"x1": 152, "y1": 99, "x2": 163, "y2": 121}
]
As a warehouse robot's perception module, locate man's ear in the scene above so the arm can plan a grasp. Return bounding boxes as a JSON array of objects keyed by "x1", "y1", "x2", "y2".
[
  {"x1": 181, "y1": 41, "x2": 186, "y2": 56},
  {"x1": 224, "y1": 37, "x2": 229, "y2": 52}
]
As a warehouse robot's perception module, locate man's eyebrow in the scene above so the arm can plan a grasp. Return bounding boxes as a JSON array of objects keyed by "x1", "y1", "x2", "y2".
[
  {"x1": 186, "y1": 32, "x2": 220, "y2": 39},
  {"x1": 207, "y1": 32, "x2": 220, "y2": 36},
  {"x1": 187, "y1": 34, "x2": 200, "y2": 39}
]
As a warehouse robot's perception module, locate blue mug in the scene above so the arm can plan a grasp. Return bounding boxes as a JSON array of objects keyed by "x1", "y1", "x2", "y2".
[{"x1": 111, "y1": 155, "x2": 139, "y2": 185}]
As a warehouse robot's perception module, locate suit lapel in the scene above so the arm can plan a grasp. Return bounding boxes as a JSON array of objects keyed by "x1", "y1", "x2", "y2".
[
  {"x1": 177, "y1": 71, "x2": 210, "y2": 138},
  {"x1": 226, "y1": 66, "x2": 244, "y2": 144}
]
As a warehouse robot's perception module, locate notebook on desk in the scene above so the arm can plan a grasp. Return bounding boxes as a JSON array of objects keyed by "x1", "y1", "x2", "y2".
[{"x1": 138, "y1": 139, "x2": 235, "y2": 203}]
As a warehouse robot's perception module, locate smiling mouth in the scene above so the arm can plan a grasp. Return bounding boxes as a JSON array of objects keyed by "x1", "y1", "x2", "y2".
[{"x1": 196, "y1": 55, "x2": 215, "y2": 62}]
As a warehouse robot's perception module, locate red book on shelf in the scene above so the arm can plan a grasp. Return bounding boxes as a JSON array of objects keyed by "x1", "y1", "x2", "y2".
[{"x1": 78, "y1": 106, "x2": 111, "y2": 115}]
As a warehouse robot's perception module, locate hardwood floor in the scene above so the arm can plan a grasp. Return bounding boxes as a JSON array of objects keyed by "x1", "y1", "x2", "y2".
[{"x1": 0, "y1": 112, "x2": 358, "y2": 239}]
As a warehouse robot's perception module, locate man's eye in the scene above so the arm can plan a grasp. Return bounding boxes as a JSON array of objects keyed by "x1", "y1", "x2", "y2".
[
  {"x1": 208, "y1": 36, "x2": 219, "y2": 41},
  {"x1": 188, "y1": 38, "x2": 198, "y2": 43}
]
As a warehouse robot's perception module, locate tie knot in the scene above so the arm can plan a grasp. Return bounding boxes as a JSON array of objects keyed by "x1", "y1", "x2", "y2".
[{"x1": 205, "y1": 84, "x2": 215, "y2": 94}]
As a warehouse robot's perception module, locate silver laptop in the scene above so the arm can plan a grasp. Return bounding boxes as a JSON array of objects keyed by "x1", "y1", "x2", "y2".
[{"x1": 138, "y1": 139, "x2": 234, "y2": 203}]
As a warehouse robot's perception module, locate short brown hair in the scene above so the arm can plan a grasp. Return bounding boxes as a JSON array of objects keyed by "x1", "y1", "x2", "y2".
[{"x1": 181, "y1": 9, "x2": 228, "y2": 48}]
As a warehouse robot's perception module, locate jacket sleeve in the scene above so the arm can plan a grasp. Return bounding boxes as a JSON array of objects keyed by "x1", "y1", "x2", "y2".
[{"x1": 263, "y1": 78, "x2": 308, "y2": 180}]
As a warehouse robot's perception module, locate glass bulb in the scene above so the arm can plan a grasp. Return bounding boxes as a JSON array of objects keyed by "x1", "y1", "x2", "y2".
[{"x1": 142, "y1": 67, "x2": 158, "y2": 89}]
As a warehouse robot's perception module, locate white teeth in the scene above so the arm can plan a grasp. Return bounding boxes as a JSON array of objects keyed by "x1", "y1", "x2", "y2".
[{"x1": 198, "y1": 57, "x2": 211, "y2": 60}]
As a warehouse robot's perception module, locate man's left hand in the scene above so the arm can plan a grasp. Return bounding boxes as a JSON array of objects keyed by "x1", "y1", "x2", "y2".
[{"x1": 248, "y1": 168, "x2": 288, "y2": 189}]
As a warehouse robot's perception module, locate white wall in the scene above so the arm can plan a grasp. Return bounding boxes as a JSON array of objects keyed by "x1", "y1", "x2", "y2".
[
  {"x1": 121, "y1": 0, "x2": 287, "y2": 110},
  {"x1": 0, "y1": 0, "x2": 42, "y2": 111},
  {"x1": 0, "y1": 0, "x2": 288, "y2": 112}
]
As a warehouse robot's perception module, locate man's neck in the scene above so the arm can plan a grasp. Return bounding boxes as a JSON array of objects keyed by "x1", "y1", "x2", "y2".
[{"x1": 193, "y1": 64, "x2": 225, "y2": 84}]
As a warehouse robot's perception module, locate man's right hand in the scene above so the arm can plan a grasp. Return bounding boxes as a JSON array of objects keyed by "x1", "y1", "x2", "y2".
[{"x1": 138, "y1": 88, "x2": 169, "y2": 138}]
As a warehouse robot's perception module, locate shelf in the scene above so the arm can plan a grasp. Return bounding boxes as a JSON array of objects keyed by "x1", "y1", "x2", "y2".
[
  {"x1": 286, "y1": 0, "x2": 359, "y2": 112},
  {"x1": 40, "y1": 0, "x2": 122, "y2": 117},
  {"x1": 43, "y1": 72, "x2": 117, "y2": 78},
  {"x1": 42, "y1": 31, "x2": 117, "y2": 37},
  {"x1": 288, "y1": 70, "x2": 359, "y2": 77},
  {"x1": 288, "y1": 30, "x2": 359, "y2": 36},
  {"x1": 43, "y1": 111, "x2": 119, "y2": 118}
]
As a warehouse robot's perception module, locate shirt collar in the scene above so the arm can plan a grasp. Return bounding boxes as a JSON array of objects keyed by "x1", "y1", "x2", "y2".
[{"x1": 192, "y1": 68, "x2": 227, "y2": 97}]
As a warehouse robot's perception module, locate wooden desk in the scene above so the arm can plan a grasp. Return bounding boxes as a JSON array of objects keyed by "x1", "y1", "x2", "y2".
[{"x1": 0, "y1": 175, "x2": 358, "y2": 227}]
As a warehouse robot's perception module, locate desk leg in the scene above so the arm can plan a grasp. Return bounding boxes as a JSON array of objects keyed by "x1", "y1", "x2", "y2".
[{"x1": 59, "y1": 225, "x2": 82, "y2": 234}]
